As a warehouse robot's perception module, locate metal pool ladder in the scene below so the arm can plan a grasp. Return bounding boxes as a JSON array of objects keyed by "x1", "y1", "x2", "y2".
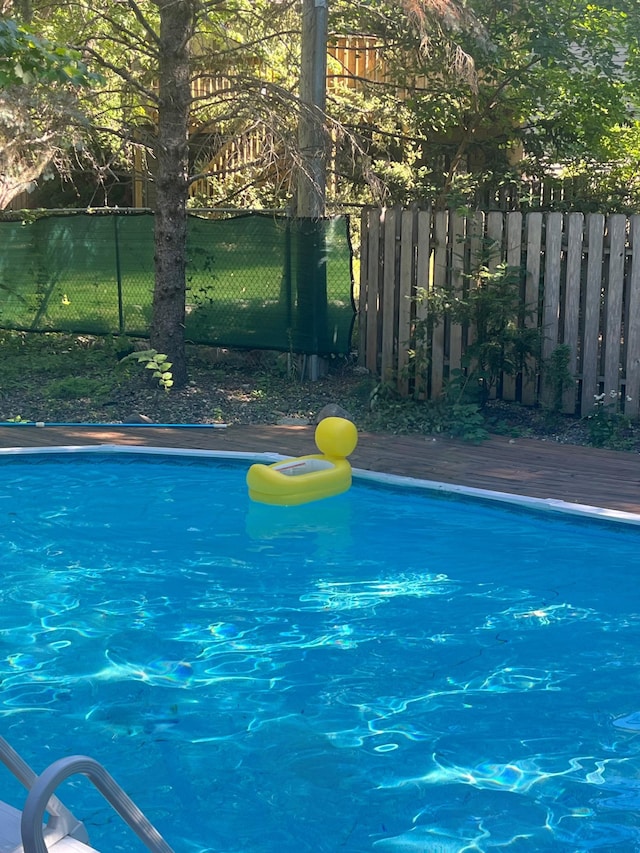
[{"x1": 0, "y1": 737, "x2": 174, "y2": 853}]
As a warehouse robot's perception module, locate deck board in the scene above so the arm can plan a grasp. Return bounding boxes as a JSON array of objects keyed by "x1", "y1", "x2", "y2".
[{"x1": 0, "y1": 425, "x2": 639, "y2": 515}]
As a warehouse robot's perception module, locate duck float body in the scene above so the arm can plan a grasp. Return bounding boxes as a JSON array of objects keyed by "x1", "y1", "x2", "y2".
[{"x1": 246, "y1": 416, "x2": 358, "y2": 506}]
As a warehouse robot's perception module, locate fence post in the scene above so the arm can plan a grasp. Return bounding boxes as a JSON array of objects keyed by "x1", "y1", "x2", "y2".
[
  {"x1": 284, "y1": 217, "x2": 293, "y2": 331},
  {"x1": 114, "y1": 215, "x2": 125, "y2": 336},
  {"x1": 358, "y1": 207, "x2": 371, "y2": 368}
]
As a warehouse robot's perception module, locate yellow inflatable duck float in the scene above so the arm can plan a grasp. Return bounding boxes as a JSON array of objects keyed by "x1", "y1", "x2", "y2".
[{"x1": 246, "y1": 416, "x2": 358, "y2": 506}]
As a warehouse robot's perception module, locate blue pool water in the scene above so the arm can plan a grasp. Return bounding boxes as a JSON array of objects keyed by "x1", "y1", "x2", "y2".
[{"x1": 1, "y1": 452, "x2": 640, "y2": 852}]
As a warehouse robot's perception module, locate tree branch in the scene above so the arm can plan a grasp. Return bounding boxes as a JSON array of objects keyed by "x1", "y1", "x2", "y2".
[{"x1": 125, "y1": 0, "x2": 160, "y2": 45}]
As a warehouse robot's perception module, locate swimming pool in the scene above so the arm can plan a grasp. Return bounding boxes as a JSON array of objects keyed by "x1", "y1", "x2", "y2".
[{"x1": 1, "y1": 449, "x2": 640, "y2": 852}]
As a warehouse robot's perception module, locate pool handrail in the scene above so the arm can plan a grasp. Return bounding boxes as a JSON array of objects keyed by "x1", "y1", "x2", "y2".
[
  {"x1": 0, "y1": 737, "x2": 174, "y2": 853},
  {"x1": 0, "y1": 736, "x2": 90, "y2": 849},
  {"x1": 20, "y1": 755, "x2": 175, "y2": 853}
]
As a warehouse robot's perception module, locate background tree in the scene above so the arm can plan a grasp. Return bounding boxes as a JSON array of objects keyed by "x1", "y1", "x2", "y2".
[
  {"x1": 28, "y1": 0, "x2": 303, "y2": 386},
  {"x1": 0, "y1": 16, "x2": 99, "y2": 208},
  {"x1": 147, "y1": 0, "x2": 195, "y2": 388},
  {"x1": 328, "y1": 0, "x2": 640, "y2": 209},
  {"x1": 0, "y1": 17, "x2": 95, "y2": 88}
]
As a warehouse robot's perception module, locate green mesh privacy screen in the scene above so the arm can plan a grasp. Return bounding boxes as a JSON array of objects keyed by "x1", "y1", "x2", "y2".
[{"x1": 0, "y1": 211, "x2": 355, "y2": 354}]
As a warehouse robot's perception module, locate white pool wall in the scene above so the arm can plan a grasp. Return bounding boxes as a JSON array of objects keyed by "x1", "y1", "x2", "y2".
[{"x1": 0, "y1": 444, "x2": 638, "y2": 527}]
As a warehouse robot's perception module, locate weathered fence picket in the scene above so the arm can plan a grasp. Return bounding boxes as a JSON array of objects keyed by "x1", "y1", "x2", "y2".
[
  {"x1": 625, "y1": 217, "x2": 640, "y2": 418},
  {"x1": 522, "y1": 212, "x2": 542, "y2": 406},
  {"x1": 562, "y1": 213, "x2": 583, "y2": 414},
  {"x1": 397, "y1": 210, "x2": 414, "y2": 397},
  {"x1": 414, "y1": 209, "x2": 431, "y2": 399},
  {"x1": 431, "y1": 211, "x2": 448, "y2": 397},
  {"x1": 603, "y1": 215, "x2": 626, "y2": 400},
  {"x1": 539, "y1": 211, "x2": 563, "y2": 410},
  {"x1": 581, "y1": 213, "x2": 605, "y2": 416},
  {"x1": 503, "y1": 211, "x2": 522, "y2": 403},
  {"x1": 359, "y1": 207, "x2": 640, "y2": 418}
]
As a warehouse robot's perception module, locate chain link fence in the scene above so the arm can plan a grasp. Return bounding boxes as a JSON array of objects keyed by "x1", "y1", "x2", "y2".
[{"x1": 0, "y1": 210, "x2": 355, "y2": 354}]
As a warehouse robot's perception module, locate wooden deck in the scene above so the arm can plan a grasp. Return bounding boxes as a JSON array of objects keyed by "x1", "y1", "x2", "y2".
[{"x1": 1, "y1": 424, "x2": 639, "y2": 515}]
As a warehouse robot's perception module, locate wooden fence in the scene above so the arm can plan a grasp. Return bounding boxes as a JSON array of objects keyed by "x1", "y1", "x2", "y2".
[{"x1": 359, "y1": 207, "x2": 640, "y2": 417}]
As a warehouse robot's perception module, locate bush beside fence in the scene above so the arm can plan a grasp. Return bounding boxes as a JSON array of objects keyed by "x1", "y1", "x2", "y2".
[{"x1": 359, "y1": 207, "x2": 640, "y2": 418}]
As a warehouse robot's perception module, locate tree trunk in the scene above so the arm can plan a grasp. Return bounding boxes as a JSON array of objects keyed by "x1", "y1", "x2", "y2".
[{"x1": 150, "y1": 0, "x2": 194, "y2": 388}]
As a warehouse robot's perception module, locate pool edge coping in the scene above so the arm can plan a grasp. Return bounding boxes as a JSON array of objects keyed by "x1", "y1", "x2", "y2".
[{"x1": 1, "y1": 443, "x2": 639, "y2": 527}]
